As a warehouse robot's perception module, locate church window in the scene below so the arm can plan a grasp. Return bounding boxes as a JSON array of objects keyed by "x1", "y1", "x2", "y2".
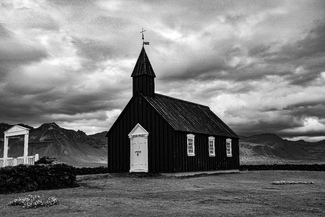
[
  {"x1": 187, "y1": 134, "x2": 195, "y2": 156},
  {"x1": 208, "y1": 136, "x2": 215, "y2": 157},
  {"x1": 226, "y1": 138, "x2": 232, "y2": 157}
]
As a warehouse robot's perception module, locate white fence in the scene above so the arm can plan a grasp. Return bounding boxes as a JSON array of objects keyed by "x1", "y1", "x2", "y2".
[{"x1": 0, "y1": 154, "x2": 39, "y2": 168}]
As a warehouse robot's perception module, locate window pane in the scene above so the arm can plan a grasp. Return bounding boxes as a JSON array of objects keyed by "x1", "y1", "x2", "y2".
[
  {"x1": 208, "y1": 139, "x2": 215, "y2": 156},
  {"x1": 226, "y1": 139, "x2": 232, "y2": 157},
  {"x1": 187, "y1": 134, "x2": 195, "y2": 156}
]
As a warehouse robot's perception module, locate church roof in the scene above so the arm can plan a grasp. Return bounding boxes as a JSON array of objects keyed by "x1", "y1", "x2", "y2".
[
  {"x1": 131, "y1": 47, "x2": 156, "y2": 77},
  {"x1": 143, "y1": 93, "x2": 238, "y2": 138}
]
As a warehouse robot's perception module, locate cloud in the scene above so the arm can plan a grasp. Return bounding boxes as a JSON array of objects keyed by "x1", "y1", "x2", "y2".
[
  {"x1": 0, "y1": 0, "x2": 324, "y2": 142},
  {"x1": 73, "y1": 37, "x2": 117, "y2": 63},
  {"x1": 280, "y1": 117, "x2": 325, "y2": 137},
  {"x1": 0, "y1": 25, "x2": 48, "y2": 73}
]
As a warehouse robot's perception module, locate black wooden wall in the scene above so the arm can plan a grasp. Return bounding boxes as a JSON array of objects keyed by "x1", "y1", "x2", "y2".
[
  {"x1": 107, "y1": 93, "x2": 176, "y2": 173},
  {"x1": 133, "y1": 75, "x2": 155, "y2": 97},
  {"x1": 173, "y1": 132, "x2": 239, "y2": 172},
  {"x1": 107, "y1": 93, "x2": 240, "y2": 173}
]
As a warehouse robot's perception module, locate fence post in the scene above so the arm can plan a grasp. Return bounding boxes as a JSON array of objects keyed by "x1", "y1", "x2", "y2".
[{"x1": 35, "y1": 154, "x2": 39, "y2": 162}]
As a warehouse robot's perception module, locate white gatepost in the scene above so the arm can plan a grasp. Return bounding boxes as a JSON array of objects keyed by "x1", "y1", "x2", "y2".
[
  {"x1": 3, "y1": 135, "x2": 8, "y2": 167},
  {"x1": 24, "y1": 134, "x2": 29, "y2": 164},
  {"x1": 3, "y1": 125, "x2": 30, "y2": 167}
]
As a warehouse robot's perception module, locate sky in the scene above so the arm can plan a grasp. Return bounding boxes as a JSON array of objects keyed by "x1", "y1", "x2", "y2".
[{"x1": 0, "y1": 0, "x2": 325, "y2": 142}]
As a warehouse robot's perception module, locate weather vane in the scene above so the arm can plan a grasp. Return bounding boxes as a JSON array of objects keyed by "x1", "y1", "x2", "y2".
[{"x1": 140, "y1": 28, "x2": 150, "y2": 46}]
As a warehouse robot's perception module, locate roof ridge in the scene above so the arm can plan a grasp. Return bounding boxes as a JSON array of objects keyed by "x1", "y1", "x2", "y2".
[
  {"x1": 154, "y1": 93, "x2": 209, "y2": 108},
  {"x1": 143, "y1": 93, "x2": 238, "y2": 138}
]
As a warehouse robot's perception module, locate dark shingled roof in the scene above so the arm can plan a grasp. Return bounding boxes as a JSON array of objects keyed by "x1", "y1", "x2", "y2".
[
  {"x1": 143, "y1": 93, "x2": 239, "y2": 138},
  {"x1": 131, "y1": 47, "x2": 156, "y2": 77}
]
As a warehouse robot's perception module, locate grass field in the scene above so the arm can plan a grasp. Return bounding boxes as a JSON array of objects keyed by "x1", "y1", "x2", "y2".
[{"x1": 1, "y1": 171, "x2": 325, "y2": 216}]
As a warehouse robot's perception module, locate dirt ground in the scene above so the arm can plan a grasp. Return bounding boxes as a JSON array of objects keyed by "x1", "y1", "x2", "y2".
[{"x1": 1, "y1": 171, "x2": 325, "y2": 217}]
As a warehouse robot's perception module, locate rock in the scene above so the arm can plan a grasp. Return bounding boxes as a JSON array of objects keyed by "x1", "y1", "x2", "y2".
[{"x1": 35, "y1": 156, "x2": 60, "y2": 165}]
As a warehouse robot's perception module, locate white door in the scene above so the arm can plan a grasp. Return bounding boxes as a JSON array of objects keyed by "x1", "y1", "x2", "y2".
[
  {"x1": 128, "y1": 123, "x2": 149, "y2": 173},
  {"x1": 130, "y1": 136, "x2": 147, "y2": 172}
]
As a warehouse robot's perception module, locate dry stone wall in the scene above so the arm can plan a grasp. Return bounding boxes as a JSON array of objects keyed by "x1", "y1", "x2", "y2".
[{"x1": 240, "y1": 164, "x2": 325, "y2": 171}]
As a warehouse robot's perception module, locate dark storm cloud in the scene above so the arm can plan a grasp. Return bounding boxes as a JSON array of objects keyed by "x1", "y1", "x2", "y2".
[
  {"x1": 244, "y1": 21, "x2": 325, "y2": 84},
  {"x1": 92, "y1": 15, "x2": 131, "y2": 30},
  {"x1": 0, "y1": 24, "x2": 12, "y2": 39},
  {"x1": 0, "y1": 43, "x2": 47, "y2": 65},
  {"x1": 284, "y1": 101, "x2": 325, "y2": 119},
  {"x1": 0, "y1": 94, "x2": 46, "y2": 123},
  {"x1": 281, "y1": 21, "x2": 325, "y2": 61},
  {"x1": 0, "y1": 81, "x2": 129, "y2": 126},
  {"x1": 161, "y1": 57, "x2": 231, "y2": 81},
  {"x1": 249, "y1": 21, "x2": 325, "y2": 85},
  {"x1": 24, "y1": 13, "x2": 60, "y2": 31},
  {"x1": 231, "y1": 100, "x2": 325, "y2": 138},
  {"x1": 1, "y1": 0, "x2": 324, "y2": 137},
  {"x1": 0, "y1": 24, "x2": 48, "y2": 70},
  {"x1": 161, "y1": 19, "x2": 325, "y2": 85},
  {"x1": 73, "y1": 37, "x2": 116, "y2": 63},
  {"x1": 232, "y1": 118, "x2": 299, "y2": 137},
  {"x1": 279, "y1": 130, "x2": 325, "y2": 138},
  {"x1": 57, "y1": 91, "x2": 125, "y2": 115},
  {"x1": 47, "y1": 0, "x2": 93, "y2": 6}
]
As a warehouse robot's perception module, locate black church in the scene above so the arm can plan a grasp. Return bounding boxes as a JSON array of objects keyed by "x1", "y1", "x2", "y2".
[{"x1": 106, "y1": 45, "x2": 239, "y2": 173}]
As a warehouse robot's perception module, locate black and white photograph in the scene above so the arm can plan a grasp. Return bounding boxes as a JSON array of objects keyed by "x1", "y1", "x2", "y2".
[{"x1": 0, "y1": 0, "x2": 325, "y2": 216}]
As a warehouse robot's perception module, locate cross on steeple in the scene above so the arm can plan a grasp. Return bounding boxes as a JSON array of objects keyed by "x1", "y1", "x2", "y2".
[{"x1": 140, "y1": 28, "x2": 150, "y2": 46}]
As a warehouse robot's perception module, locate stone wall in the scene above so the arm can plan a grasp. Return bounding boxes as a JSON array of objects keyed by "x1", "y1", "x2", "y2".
[
  {"x1": 240, "y1": 164, "x2": 325, "y2": 171},
  {"x1": 0, "y1": 164, "x2": 78, "y2": 194},
  {"x1": 74, "y1": 166, "x2": 109, "y2": 175}
]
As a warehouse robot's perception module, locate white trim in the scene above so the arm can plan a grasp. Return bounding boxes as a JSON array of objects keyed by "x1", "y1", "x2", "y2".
[
  {"x1": 3, "y1": 125, "x2": 30, "y2": 166},
  {"x1": 208, "y1": 136, "x2": 215, "y2": 157},
  {"x1": 4, "y1": 125, "x2": 29, "y2": 137},
  {"x1": 128, "y1": 123, "x2": 149, "y2": 138},
  {"x1": 187, "y1": 134, "x2": 195, "y2": 156},
  {"x1": 226, "y1": 138, "x2": 232, "y2": 157}
]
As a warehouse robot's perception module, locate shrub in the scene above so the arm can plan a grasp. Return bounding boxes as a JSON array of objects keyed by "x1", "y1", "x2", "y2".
[
  {"x1": 0, "y1": 164, "x2": 78, "y2": 194},
  {"x1": 8, "y1": 194, "x2": 59, "y2": 208}
]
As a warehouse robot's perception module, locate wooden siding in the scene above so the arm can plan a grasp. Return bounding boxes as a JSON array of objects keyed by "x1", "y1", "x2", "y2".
[
  {"x1": 133, "y1": 75, "x2": 155, "y2": 97},
  {"x1": 107, "y1": 93, "x2": 239, "y2": 173},
  {"x1": 107, "y1": 93, "x2": 176, "y2": 173},
  {"x1": 173, "y1": 132, "x2": 239, "y2": 172}
]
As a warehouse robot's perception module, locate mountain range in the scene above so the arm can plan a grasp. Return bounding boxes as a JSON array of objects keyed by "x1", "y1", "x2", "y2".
[
  {"x1": 1, "y1": 123, "x2": 324, "y2": 167},
  {"x1": 240, "y1": 133, "x2": 325, "y2": 164},
  {"x1": 0, "y1": 123, "x2": 107, "y2": 167}
]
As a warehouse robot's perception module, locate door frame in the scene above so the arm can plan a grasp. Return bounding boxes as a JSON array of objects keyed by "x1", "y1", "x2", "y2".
[{"x1": 128, "y1": 123, "x2": 149, "y2": 173}]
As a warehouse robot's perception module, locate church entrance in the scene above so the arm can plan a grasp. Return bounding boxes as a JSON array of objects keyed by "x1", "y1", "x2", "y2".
[{"x1": 128, "y1": 124, "x2": 148, "y2": 172}]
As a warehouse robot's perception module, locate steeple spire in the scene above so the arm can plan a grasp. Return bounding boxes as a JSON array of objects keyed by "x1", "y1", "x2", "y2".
[
  {"x1": 131, "y1": 45, "x2": 156, "y2": 97},
  {"x1": 131, "y1": 47, "x2": 156, "y2": 78}
]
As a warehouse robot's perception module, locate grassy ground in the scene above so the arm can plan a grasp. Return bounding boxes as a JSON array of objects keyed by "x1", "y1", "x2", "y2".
[{"x1": 1, "y1": 171, "x2": 325, "y2": 216}]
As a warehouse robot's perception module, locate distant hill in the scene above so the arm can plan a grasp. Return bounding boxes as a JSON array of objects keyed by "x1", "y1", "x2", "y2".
[
  {"x1": 240, "y1": 133, "x2": 325, "y2": 165},
  {"x1": 89, "y1": 131, "x2": 107, "y2": 148},
  {"x1": 0, "y1": 123, "x2": 107, "y2": 167},
  {"x1": 2, "y1": 123, "x2": 324, "y2": 167}
]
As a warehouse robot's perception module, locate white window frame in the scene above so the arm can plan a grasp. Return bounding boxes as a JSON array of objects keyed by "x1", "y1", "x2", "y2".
[
  {"x1": 226, "y1": 138, "x2": 232, "y2": 157},
  {"x1": 208, "y1": 136, "x2": 215, "y2": 157},
  {"x1": 187, "y1": 134, "x2": 195, "y2": 156}
]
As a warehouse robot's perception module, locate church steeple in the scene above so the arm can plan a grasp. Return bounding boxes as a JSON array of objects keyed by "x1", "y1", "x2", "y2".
[{"x1": 131, "y1": 47, "x2": 156, "y2": 97}]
